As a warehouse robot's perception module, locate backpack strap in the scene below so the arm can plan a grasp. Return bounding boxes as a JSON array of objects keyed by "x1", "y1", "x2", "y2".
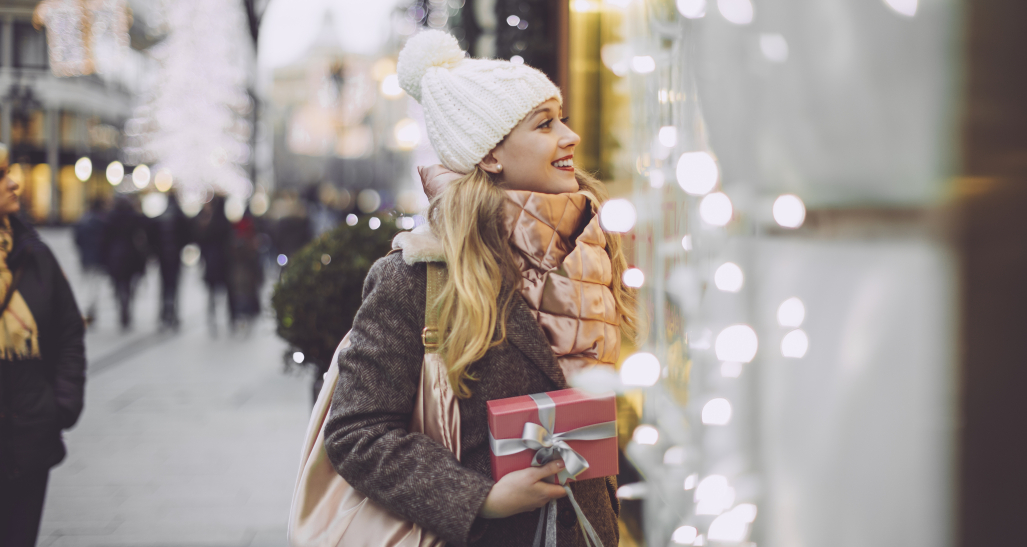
[{"x1": 422, "y1": 262, "x2": 445, "y2": 352}]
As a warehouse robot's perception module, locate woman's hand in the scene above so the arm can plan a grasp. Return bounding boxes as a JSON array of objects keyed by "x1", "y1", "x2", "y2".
[{"x1": 479, "y1": 460, "x2": 568, "y2": 519}]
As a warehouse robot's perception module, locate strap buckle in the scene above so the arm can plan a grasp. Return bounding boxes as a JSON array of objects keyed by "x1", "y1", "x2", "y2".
[{"x1": 422, "y1": 327, "x2": 440, "y2": 350}]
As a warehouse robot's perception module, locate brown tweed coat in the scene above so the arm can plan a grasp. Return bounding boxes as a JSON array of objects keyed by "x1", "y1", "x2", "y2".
[{"x1": 324, "y1": 252, "x2": 619, "y2": 547}]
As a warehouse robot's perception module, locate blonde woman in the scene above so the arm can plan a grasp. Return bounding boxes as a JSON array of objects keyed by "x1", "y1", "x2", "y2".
[{"x1": 324, "y1": 31, "x2": 637, "y2": 547}]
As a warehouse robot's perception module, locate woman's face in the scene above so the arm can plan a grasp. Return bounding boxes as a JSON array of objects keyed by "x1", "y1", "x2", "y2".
[
  {"x1": 0, "y1": 159, "x2": 19, "y2": 217},
  {"x1": 482, "y1": 98, "x2": 581, "y2": 194}
]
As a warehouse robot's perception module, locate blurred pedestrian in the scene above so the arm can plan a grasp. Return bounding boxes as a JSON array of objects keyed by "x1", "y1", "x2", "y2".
[
  {"x1": 72, "y1": 198, "x2": 106, "y2": 326},
  {"x1": 228, "y1": 210, "x2": 263, "y2": 335},
  {"x1": 0, "y1": 143, "x2": 86, "y2": 546},
  {"x1": 148, "y1": 194, "x2": 190, "y2": 331},
  {"x1": 100, "y1": 196, "x2": 148, "y2": 331},
  {"x1": 195, "y1": 195, "x2": 233, "y2": 336}
]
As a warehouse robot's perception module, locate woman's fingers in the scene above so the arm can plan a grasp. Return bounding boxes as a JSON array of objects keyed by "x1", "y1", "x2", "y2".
[{"x1": 532, "y1": 459, "x2": 565, "y2": 480}]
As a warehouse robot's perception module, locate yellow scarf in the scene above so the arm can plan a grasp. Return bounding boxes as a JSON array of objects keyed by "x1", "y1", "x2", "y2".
[
  {"x1": 502, "y1": 190, "x2": 620, "y2": 380},
  {"x1": 0, "y1": 218, "x2": 40, "y2": 360}
]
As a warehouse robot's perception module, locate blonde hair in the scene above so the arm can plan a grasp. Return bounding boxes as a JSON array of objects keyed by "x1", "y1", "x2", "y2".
[
  {"x1": 427, "y1": 166, "x2": 640, "y2": 398},
  {"x1": 0, "y1": 143, "x2": 8, "y2": 166}
]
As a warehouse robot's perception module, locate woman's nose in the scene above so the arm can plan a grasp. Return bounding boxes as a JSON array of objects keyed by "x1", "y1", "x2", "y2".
[
  {"x1": 559, "y1": 125, "x2": 581, "y2": 148},
  {"x1": 7, "y1": 176, "x2": 19, "y2": 194}
]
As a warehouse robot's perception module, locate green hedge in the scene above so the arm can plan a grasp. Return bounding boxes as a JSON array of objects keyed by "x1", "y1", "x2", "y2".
[{"x1": 271, "y1": 217, "x2": 400, "y2": 371}]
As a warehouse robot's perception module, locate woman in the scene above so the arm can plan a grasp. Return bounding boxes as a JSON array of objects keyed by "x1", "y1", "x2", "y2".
[
  {"x1": 324, "y1": 31, "x2": 637, "y2": 547},
  {"x1": 0, "y1": 143, "x2": 86, "y2": 546}
]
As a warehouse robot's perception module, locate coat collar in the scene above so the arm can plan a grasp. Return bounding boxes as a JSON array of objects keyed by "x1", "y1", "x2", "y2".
[{"x1": 504, "y1": 292, "x2": 568, "y2": 390}]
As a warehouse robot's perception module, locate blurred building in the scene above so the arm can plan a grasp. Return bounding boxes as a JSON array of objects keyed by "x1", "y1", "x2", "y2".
[
  {"x1": 0, "y1": 0, "x2": 157, "y2": 224},
  {"x1": 269, "y1": 13, "x2": 413, "y2": 213}
]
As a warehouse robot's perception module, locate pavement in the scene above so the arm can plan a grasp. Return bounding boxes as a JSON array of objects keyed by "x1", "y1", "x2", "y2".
[{"x1": 34, "y1": 227, "x2": 313, "y2": 547}]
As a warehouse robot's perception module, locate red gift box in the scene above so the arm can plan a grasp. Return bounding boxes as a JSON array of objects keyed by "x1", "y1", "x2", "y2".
[{"x1": 487, "y1": 388, "x2": 618, "y2": 483}]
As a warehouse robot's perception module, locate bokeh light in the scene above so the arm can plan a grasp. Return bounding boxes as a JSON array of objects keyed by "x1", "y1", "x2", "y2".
[
  {"x1": 620, "y1": 352, "x2": 661, "y2": 387},
  {"x1": 631, "y1": 56, "x2": 656, "y2": 73},
  {"x1": 74, "y1": 157, "x2": 92, "y2": 182},
  {"x1": 777, "y1": 297, "x2": 805, "y2": 327},
  {"x1": 781, "y1": 329, "x2": 809, "y2": 358},
  {"x1": 676, "y1": 0, "x2": 706, "y2": 18},
  {"x1": 623, "y1": 267, "x2": 645, "y2": 288},
  {"x1": 142, "y1": 193, "x2": 168, "y2": 218},
  {"x1": 715, "y1": 324, "x2": 758, "y2": 362},
  {"x1": 225, "y1": 196, "x2": 246, "y2": 222},
  {"x1": 675, "y1": 151, "x2": 719, "y2": 195},
  {"x1": 369, "y1": 217, "x2": 381, "y2": 230},
  {"x1": 381, "y1": 74, "x2": 404, "y2": 98},
  {"x1": 773, "y1": 194, "x2": 806, "y2": 228},
  {"x1": 357, "y1": 189, "x2": 381, "y2": 213},
  {"x1": 154, "y1": 169, "x2": 173, "y2": 192},
  {"x1": 700, "y1": 192, "x2": 733, "y2": 226},
  {"x1": 658, "y1": 126, "x2": 678, "y2": 147},
  {"x1": 717, "y1": 0, "x2": 754, "y2": 25},
  {"x1": 394, "y1": 118, "x2": 421, "y2": 150},
  {"x1": 600, "y1": 199, "x2": 637, "y2": 232},
  {"x1": 702, "y1": 398, "x2": 732, "y2": 425},
  {"x1": 695, "y1": 474, "x2": 735, "y2": 515},
  {"x1": 672, "y1": 526, "x2": 698, "y2": 545},
  {"x1": 132, "y1": 164, "x2": 150, "y2": 189},
  {"x1": 106, "y1": 161, "x2": 124, "y2": 185},
  {"x1": 632, "y1": 425, "x2": 659, "y2": 445},
  {"x1": 760, "y1": 33, "x2": 789, "y2": 63},
  {"x1": 884, "y1": 0, "x2": 918, "y2": 17},
  {"x1": 720, "y1": 361, "x2": 743, "y2": 378},
  {"x1": 714, "y1": 262, "x2": 744, "y2": 292},
  {"x1": 346, "y1": 213, "x2": 358, "y2": 226}
]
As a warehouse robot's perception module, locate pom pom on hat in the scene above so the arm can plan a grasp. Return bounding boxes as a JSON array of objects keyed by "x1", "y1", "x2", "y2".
[
  {"x1": 396, "y1": 30, "x2": 561, "y2": 173},
  {"x1": 397, "y1": 30, "x2": 465, "y2": 102}
]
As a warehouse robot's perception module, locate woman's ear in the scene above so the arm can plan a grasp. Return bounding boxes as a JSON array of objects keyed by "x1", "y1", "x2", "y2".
[{"x1": 478, "y1": 152, "x2": 503, "y2": 175}]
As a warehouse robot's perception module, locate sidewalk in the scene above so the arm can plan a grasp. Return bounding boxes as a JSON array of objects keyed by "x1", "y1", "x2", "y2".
[{"x1": 36, "y1": 228, "x2": 312, "y2": 547}]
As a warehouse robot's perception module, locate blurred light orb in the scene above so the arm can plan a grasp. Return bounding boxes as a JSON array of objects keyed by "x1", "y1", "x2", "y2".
[
  {"x1": 399, "y1": 216, "x2": 416, "y2": 230},
  {"x1": 250, "y1": 193, "x2": 269, "y2": 216},
  {"x1": 715, "y1": 324, "x2": 758, "y2": 362},
  {"x1": 658, "y1": 126, "x2": 678, "y2": 148},
  {"x1": 154, "y1": 169, "x2": 173, "y2": 192},
  {"x1": 717, "y1": 0, "x2": 754, "y2": 25},
  {"x1": 684, "y1": 473, "x2": 698, "y2": 490},
  {"x1": 720, "y1": 361, "x2": 743, "y2": 378},
  {"x1": 672, "y1": 526, "x2": 698, "y2": 545},
  {"x1": 357, "y1": 189, "x2": 382, "y2": 213},
  {"x1": 632, "y1": 425, "x2": 659, "y2": 445},
  {"x1": 142, "y1": 193, "x2": 168, "y2": 218},
  {"x1": 663, "y1": 446, "x2": 686, "y2": 465},
  {"x1": 225, "y1": 196, "x2": 246, "y2": 222},
  {"x1": 292, "y1": 352, "x2": 305, "y2": 364},
  {"x1": 773, "y1": 194, "x2": 806, "y2": 228},
  {"x1": 394, "y1": 118, "x2": 421, "y2": 150},
  {"x1": 708, "y1": 510, "x2": 749, "y2": 543},
  {"x1": 760, "y1": 33, "x2": 789, "y2": 63},
  {"x1": 507, "y1": 15, "x2": 520, "y2": 26},
  {"x1": 681, "y1": 234, "x2": 693, "y2": 251},
  {"x1": 277, "y1": 254, "x2": 288, "y2": 266},
  {"x1": 777, "y1": 297, "x2": 805, "y2": 327},
  {"x1": 346, "y1": 213, "x2": 358, "y2": 226},
  {"x1": 700, "y1": 192, "x2": 733, "y2": 226},
  {"x1": 781, "y1": 329, "x2": 809, "y2": 358},
  {"x1": 74, "y1": 157, "x2": 92, "y2": 182},
  {"x1": 132, "y1": 164, "x2": 150, "y2": 189},
  {"x1": 676, "y1": 0, "x2": 706, "y2": 18},
  {"x1": 180, "y1": 243, "x2": 201, "y2": 266},
  {"x1": 631, "y1": 56, "x2": 656, "y2": 74},
  {"x1": 321, "y1": 254, "x2": 332, "y2": 266},
  {"x1": 106, "y1": 161, "x2": 124, "y2": 185},
  {"x1": 381, "y1": 74, "x2": 404, "y2": 98},
  {"x1": 600, "y1": 199, "x2": 637, "y2": 232},
  {"x1": 734, "y1": 503, "x2": 758, "y2": 522},
  {"x1": 369, "y1": 217, "x2": 382, "y2": 230},
  {"x1": 620, "y1": 352, "x2": 661, "y2": 387},
  {"x1": 702, "y1": 398, "x2": 732, "y2": 425},
  {"x1": 675, "y1": 151, "x2": 719, "y2": 195},
  {"x1": 649, "y1": 170, "x2": 665, "y2": 189},
  {"x1": 622, "y1": 267, "x2": 645, "y2": 288},
  {"x1": 695, "y1": 474, "x2": 735, "y2": 515},
  {"x1": 884, "y1": 0, "x2": 917, "y2": 17},
  {"x1": 714, "y1": 262, "x2": 744, "y2": 292},
  {"x1": 510, "y1": 55, "x2": 524, "y2": 65}
]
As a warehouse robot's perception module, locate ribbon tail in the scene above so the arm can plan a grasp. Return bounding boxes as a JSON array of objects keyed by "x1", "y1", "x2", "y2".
[
  {"x1": 546, "y1": 498, "x2": 558, "y2": 547},
  {"x1": 565, "y1": 485, "x2": 604, "y2": 547},
  {"x1": 533, "y1": 503, "x2": 546, "y2": 547}
]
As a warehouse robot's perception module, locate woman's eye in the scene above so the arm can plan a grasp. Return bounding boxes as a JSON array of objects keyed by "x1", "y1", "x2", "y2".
[
  {"x1": 538, "y1": 119, "x2": 553, "y2": 129},
  {"x1": 560, "y1": 117, "x2": 570, "y2": 124}
]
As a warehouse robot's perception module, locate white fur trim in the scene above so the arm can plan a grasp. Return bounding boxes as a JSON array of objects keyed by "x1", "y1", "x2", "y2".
[{"x1": 391, "y1": 224, "x2": 445, "y2": 265}]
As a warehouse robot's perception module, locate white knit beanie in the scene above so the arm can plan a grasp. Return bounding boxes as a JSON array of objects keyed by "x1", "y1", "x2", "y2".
[{"x1": 397, "y1": 30, "x2": 562, "y2": 174}]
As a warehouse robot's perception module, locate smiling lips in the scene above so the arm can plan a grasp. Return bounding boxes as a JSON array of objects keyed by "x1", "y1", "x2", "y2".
[{"x1": 551, "y1": 156, "x2": 574, "y2": 171}]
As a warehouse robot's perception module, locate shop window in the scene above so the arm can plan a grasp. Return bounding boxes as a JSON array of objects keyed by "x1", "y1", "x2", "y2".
[
  {"x1": 29, "y1": 164, "x2": 51, "y2": 222},
  {"x1": 59, "y1": 165, "x2": 83, "y2": 222},
  {"x1": 61, "y1": 112, "x2": 86, "y2": 147},
  {"x1": 14, "y1": 23, "x2": 48, "y2": 69}
]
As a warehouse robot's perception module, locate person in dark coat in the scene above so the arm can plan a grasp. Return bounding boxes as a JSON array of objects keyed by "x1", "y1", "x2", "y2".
[
  {"x1": 148, "y1": 194, "x2": 190, "y2": 330},
  {"x1": 72, "y1": 199, "x2": 106, "y2": 326},
  {"x1": 227, "y1": 211, "x2": 263, "y2": 335},
  {"x1": 195, "y1": 195, "x2": 233, "y2": 335},
  {"x1": 100, "y1": 196, "x2": 148, "y2": 330},
  {"x1": 0, "y1": 144, "x2": 86, "y2": 546}
]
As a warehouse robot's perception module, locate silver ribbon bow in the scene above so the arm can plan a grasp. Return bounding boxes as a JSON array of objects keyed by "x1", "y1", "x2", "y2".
[{"x1": 488, "y1": 393, "x2": 616, "y2": 547}]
